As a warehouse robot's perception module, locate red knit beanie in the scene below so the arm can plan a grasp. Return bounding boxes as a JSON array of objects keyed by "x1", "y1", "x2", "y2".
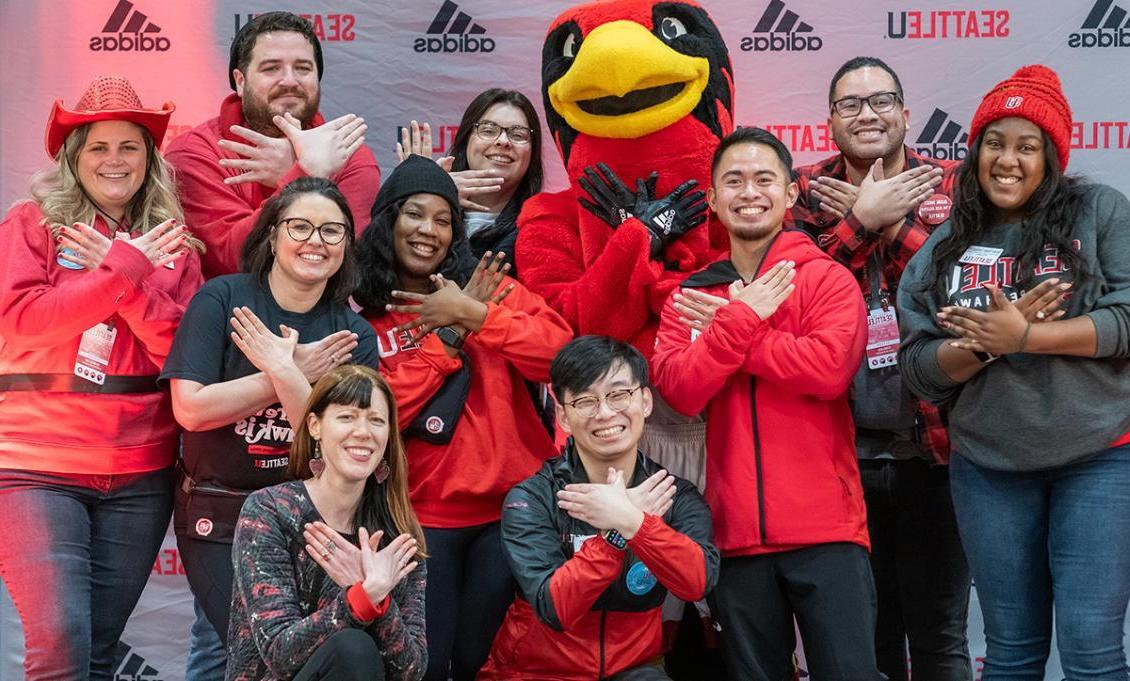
[{"x1": 968, "y1": 64, "x2": 1072, "y2": 171}]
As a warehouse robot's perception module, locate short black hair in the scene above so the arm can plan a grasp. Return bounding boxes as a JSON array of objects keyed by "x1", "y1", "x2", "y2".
[
  {"x1": 240, "y1": 176, "x2": 357, "y2": 304},
  {"x1": 711, "y1": 126, "x2": 793, "y2": 180},
  {"x1": 550, "y1": 336, "x2": 649, "y2": 402},
  {"x1": 828, "y1": 56, "x2": 903, "y2": 105},
  {"x1": 228, "y1": 12, "x2": 324, "y2": 91}
]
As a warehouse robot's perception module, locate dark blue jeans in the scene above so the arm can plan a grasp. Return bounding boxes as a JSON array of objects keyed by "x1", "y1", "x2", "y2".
[
  {"x1": 950, "y1": 447, "x2": 1130, "y2": 680},
  {"x1": 861, "y1": 458, "x2": 971, "y2": 681},
  {"x1": 0, "y1": 467, "x2": 173, "y2": 681},
  {"x1": 423, "y1": 522, "x2": 515, "y2": 681}
]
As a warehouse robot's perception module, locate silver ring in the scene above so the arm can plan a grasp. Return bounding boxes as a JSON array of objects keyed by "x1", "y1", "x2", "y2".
[
  {"x1": 330, "y1": 354, "x2": 338, "y2": 363},
  {"x1": 1035, "y1": 310, "x2": 1047, "y2": 320},
  {"x1": 325, "y1": 539, "x2": 336, "y2": 554}
]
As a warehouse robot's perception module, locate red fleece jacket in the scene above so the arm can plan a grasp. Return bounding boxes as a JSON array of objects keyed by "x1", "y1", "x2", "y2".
[
  {"x1": 0, "y1": 202, "x2": 203, "y2": 474},
  {"x1": 165, "y1": 94, "x2": 380, "y2": 279},
  {"x1": 370, "y1": 278, "x2": 573, "y2": 527},
  {"x1": 652, "y1": 229, "x2": 870, "y2": 556}
]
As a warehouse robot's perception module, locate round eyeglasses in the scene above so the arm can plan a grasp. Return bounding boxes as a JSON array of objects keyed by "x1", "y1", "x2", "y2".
[
  {"x1": 564, "y1": 386, "x2": 645, "y2": 418},
  {"x1": 278, "y1": 218, "x2": 349, "y2": 245},
  {"x1": 473, "y1": 120, "x2": 533, "y2": 145}
]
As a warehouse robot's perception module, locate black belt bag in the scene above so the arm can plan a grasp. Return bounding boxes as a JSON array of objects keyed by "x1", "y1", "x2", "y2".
[
  {"x1": 0, "y1": 373, "x2": 161, "y2": 394},
  {"x1": 174, "y1": 464, "x2": 256, "y2": 544}
]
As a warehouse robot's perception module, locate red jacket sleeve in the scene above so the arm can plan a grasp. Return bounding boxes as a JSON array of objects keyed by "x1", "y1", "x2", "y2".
[
  {"x1": 470, "y1": 278, "x2": 574, "y2": 383},
  {"x1": 626, "y1": 513, "x2": 708, "y2": 602},
  {"x1": 167, "y1": 133, "x2": 379, "y2": 278},
  {"x1": 0, "y1": 203, "x2": 156, "y2": 351},
  {"x1": 652, "y1": 289, "x2": 754, "y2": 416},
  {"x1": 740, "y1": 260, "x2": 866, "y2": 400},
  {"x1": 547, "y1": 536, "x2": 625, "y2": 630},
  {"x1": 516, "y1": 191, "x2": 673, "y2": 340},
  {"x1": 115, "y1": 249, "x2": 205, "y2": 367}
]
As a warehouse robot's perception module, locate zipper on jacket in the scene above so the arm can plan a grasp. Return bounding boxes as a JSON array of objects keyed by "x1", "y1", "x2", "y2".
[
  {"x1": 598, "y1": 608, "x2": 607, "y2": 680},
  {"x1": 750, "y1": 377, "x2": 767, "y2": 544}
]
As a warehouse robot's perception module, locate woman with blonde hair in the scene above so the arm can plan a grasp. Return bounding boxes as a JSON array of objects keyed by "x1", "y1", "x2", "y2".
[
  {"x1": 0, "y1": 75, "x2": 203, "y2": 679},
  {"x1": 227, "y1": 365, "x2": 427, "y2": 681}
]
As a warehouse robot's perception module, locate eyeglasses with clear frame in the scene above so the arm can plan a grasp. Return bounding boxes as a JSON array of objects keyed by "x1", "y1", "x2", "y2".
[
  {"x1": 473, "y1": 120, "x2": 533, "y2": 145},
  {"x1": 563, "y1": 385, "x2": 645, "y2": 418},
  {"x1": 277, "y1": 217, "x2": 350, "y2": 245},
  {"x1": 830, "y1": 91, "x2": 902, "y2": 118}
]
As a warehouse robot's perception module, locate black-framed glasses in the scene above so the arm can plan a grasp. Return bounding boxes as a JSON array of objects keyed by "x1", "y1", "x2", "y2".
[
  {"x1": 473, "y1": 120, "x2": 533, "y2": 145},
  {"x1": 277, "y1": 218, "x2": 349, "y2": 245},
  {"x1": 830, "y1": 91, "x2": 902, "y2": 118},
  {"x1": 564, "y1": 386, "x2": 645, "y2": 418}
]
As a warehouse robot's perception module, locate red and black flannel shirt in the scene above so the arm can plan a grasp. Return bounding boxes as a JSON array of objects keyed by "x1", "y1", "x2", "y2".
[{"x1": 787, "y1": 146, "x2": 958, "y2": 463}]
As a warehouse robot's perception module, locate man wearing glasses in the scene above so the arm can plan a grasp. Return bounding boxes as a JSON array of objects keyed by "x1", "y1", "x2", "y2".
[
  {"x1": 167, "y1": 11, "x2": 379, "y2": 280},
  {"x1": 788, "y1": 57, "x2": 970, "y2": 681},
  {"x1": 481, "y1": 335, "x2": 718, "y2": 681}
]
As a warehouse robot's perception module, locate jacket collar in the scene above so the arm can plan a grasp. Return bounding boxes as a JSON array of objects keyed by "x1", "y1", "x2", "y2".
[{"x1": 550, "y1": 439, "x2": 656, "y2": 487}]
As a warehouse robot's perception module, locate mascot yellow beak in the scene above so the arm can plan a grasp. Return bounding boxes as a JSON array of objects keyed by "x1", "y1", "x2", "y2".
[{"x1": 547, "y1": 20, "x2": 709, "y2": 139}]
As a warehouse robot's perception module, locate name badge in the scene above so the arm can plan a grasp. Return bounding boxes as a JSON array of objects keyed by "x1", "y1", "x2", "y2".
[
  {"x1": 75, "y1": 322, "x2": 117, "y2": 385},
  {"x1": 959, "y1": 246, "x2": 1004, "y2": 266},
  {"x1": 865, "y1": 307, "x2": 900, "y2": 369}
]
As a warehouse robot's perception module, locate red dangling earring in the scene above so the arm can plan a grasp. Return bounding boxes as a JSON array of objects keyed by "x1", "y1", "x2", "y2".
[
  {"x1": 374, "y1": 459, "x2": 390, "y2": 484},
  {"x1": 309, "y1": 439, "x2": 325, "y2": 478}
]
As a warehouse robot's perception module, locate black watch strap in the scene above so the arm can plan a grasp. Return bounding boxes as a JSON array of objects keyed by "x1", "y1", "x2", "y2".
[
  {"x1": 602, "y1": 529, "x2": 628, "y2": 550},
  {"x1": 435, "y1": 326, "x2": 465, "y2": 350}
]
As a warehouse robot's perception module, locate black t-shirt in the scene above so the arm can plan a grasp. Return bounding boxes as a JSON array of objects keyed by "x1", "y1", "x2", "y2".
[{"x1": 161, "y1": 273, "x2": 379, "y2": 490}]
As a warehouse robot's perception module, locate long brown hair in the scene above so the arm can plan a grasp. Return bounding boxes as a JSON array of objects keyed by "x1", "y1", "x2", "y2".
[{"x1": 289, "y1": 365, "x2": 426, "y2": 557}]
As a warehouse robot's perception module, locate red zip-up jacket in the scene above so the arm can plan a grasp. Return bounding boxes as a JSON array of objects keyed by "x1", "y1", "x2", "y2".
[
  {"x1": 652, "y1": 229, "x2": 869, "y2": 556},
  {"x1": 369, "y1": 277, "x2": 573, "y2": 527},
  {"x1": 0, "y1": 201, "x2": 203, "y2": 474},
  {"x1": 165, "y1": 94, "x2": 380, "y2": 279},
  {"x1": 480, "y1": 448, "x2": 718, "y2": 681}
]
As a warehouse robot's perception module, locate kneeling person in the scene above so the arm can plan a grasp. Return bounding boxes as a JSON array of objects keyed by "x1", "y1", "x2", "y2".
[{"x1": 480, "y1": 336, "x2": 719, "y2": 681}]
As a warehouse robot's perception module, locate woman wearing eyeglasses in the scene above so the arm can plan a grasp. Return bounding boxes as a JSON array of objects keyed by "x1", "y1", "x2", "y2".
[
  {"x1": 396, "y1": 89, "x2": 543, "y2": 276},
  {"x1": 354, "y1": 155, "x2": 573, "y2": 680},
  {"x1": 161, "y1": 176, "x2": 380, "y2": 665}
]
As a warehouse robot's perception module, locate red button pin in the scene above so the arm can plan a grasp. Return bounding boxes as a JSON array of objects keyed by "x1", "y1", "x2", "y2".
[{"x1": 918, "y1": 193, "x2": 953, "y2": 225}]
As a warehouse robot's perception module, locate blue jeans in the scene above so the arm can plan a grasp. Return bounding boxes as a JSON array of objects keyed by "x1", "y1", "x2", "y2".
[
  {"x1": 186, "y1": 598, "x2": 226, "y2": 681},
  {"x1": 0, "y1": 467, "x2": 173, "y2": 681},
  {"x1": 950, "y1": 447, "x2": 1130, "y2": 680}
]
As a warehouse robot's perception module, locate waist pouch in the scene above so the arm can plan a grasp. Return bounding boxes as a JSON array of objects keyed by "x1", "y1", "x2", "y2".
[
  {"x1": 405, "y1": 351, "x2": 471, "y2": 445},
  {"x1": 851, "y1": 362, "x2": 917, "y2": 431},
  {"x1": 174, "y1": 464, "x2": 256, "y2": 544}
]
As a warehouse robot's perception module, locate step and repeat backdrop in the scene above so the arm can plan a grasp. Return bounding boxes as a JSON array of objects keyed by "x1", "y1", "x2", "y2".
[{"x1": 0, "y1": 0, "x2": 1127, "y2": 679}]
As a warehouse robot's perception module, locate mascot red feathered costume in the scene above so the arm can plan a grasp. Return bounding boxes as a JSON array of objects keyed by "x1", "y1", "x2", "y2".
[{"x1": 515, "y1": 0, "x2": 735, "y2": 357}]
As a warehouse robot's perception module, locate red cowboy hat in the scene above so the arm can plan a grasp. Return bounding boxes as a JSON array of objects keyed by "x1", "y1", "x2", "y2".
[{"x1": 44, "y1": 75, "x2": 175, "y2": 158}]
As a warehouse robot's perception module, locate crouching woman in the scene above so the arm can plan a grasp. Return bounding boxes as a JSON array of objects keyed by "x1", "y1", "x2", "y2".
[{"x1": 227, "y1": 365, "x2": 427, "y2": 681}]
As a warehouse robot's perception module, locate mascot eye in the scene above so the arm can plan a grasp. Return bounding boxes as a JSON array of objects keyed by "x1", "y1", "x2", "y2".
[
  {"x1": 562, "y1": 33, "x2": 578, "y2": 58},
  {"x1": 659, "y1": 16, "x2": 687, "y2": 41}
]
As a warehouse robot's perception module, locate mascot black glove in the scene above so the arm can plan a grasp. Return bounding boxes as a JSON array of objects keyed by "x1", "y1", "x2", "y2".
[
  {"x1": 634, "y1": 178, "x2": 708, "y2": 259},
  {"x1": 577, "y1": 163, "x2": 657, "y2": 228}
]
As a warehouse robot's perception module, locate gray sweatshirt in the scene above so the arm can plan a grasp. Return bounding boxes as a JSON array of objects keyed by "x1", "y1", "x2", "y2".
[{"x1": 897, "y1": 183, "x2": 1130, "y2": 471}]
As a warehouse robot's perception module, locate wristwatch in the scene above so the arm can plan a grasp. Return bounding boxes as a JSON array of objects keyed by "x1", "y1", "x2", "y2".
[
  {"x1": 602, "y1": 529, "x2": 628, "y2": 550},
  {"x1": 435, "y1": 326, "x2": 465, "y2": 350}
]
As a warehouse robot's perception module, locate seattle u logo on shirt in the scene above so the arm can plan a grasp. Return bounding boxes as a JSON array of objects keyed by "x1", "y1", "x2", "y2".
[{"x1": 946, "y1": 241, "x2": 1080, "y2": 309}]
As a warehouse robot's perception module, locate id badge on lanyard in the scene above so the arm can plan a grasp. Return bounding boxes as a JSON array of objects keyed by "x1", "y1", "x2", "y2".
[
  {"x1": 864, "y1": 253, "x2": 899, "y2": 370},
  {"x1": 75, "y1": 321, "x2": 117, "y2": 385}
]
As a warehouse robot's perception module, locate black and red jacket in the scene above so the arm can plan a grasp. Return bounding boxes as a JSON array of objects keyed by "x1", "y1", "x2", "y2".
[{"x1": 480, "y1": 445, "x2": 719, "y2": 680}]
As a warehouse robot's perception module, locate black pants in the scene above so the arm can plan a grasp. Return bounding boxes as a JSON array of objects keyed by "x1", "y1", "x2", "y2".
[
  {"x1": 709, "y1": 543, "x2": 884, "y2": 681},
  {"x1": 610, "y1": 663, "x2": 674, "y2": 680},
  {"x1": 423, "y1": 522, "x2": 515, "y2": 681},
  {"x1": 294, "y1": 629, "x2": 387, "y2": 681},
  {"x1": 861, "y1": 459, "x2": 971, "y2": 681},
  {"x1": 178, "y1": 535, "x2": 235, "y2": 645}
]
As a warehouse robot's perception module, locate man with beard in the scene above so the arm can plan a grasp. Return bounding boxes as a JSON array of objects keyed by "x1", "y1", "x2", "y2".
[
  {"x1": 786, "y1": 57, "x2": 971, "y2": 681},
  {"x1": 652, "y1": 127, "x2": 878, "y2": 681},
  {"x1": 167, "y1": 11, "x2": 379, "y2": 279}
]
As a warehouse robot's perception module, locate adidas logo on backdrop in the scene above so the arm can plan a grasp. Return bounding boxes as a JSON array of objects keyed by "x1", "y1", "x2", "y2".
[
  {"x1": 90, "y1": 0, "x2": 170, "y2": 52},
  {"x1": 741, "y1": 0, "x2": 823, "y2": 52},
  {"x1": 915, "y1": 109, "x2": 969, "y2": 161},
  {"x1": 1069, "y1": 0, "x2": 1130, "y2": 47},
  {"x1": 415, "y1": 0, "x2": 495, "y2": 53}
]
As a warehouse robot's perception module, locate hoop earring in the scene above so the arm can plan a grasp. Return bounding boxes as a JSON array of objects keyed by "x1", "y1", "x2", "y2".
[{"x1": 309, "y1": 439, "x2": 325, "y2": 478}]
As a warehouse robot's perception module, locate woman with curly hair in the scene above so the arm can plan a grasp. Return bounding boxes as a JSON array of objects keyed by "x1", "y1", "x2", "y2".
[
  {"x1": 0, "y1": 75, "x2": 203, "y2": 680},
  {"x1": 899, "y1": 65, "x2": 1130, "y2": 679},
  {"x1": 354, "y1": 155, "x2": 572, "y2": 680}
]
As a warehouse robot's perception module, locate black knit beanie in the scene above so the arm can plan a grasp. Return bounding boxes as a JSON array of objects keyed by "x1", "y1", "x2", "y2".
[{"x1": 373, "y1": 155, "x2": 461, "y2": 217}]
